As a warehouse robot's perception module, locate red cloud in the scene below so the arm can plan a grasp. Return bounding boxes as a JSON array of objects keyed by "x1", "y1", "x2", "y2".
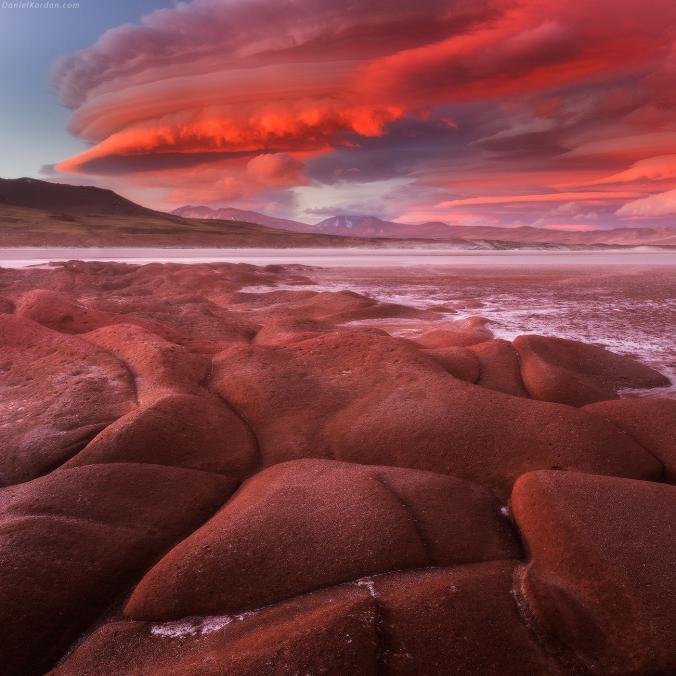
[
  {"x1": 439, "y1": 191, "x2": 641, "y2": 208},
  {"x1": 356, "y1": 0, "x2": 676, "y2": 107},
  {"x1": 246, "y1": 154, "x2": 307, "y2": 187},
  {"x1": 54, "y1": 0, "x2": 474, "y2": 177},
  {"x1": 51, "y1": 0, "x2": 676, "y2": 223}
]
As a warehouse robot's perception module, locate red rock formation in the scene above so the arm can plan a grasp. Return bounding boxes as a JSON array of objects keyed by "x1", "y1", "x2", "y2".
[
  {"x1": 469, "y1": 338, "x2": 530, "y2": 397},
  {"x1": 512, "y1": 470, "x2": 676, "y2": 674},
  {"x1": 57, "y1": 562, "x2": 571, "y2": 676},
  {"x1": 17, "y1": 288, "x2": 124, "y2": 334},
  {"x1": 0, "y1": 296, "x2": 14, "y2": 313},
  {"x1": 15, "y1": 287, "x2": 182, "y2": 341},
  {"x1": 413, "y1": 316, "x2": 494, "y2": 348},
  {"x1": 373, "y1": 561, "x2": 566, "y2": 674},
  {"x1": 253, "y1": 316, "x2": 389, "y2": 346},
  {"x1": 584, "y1": 397, "x2": 676, "y2": 481},
  {"x1": 0, "y1": 315, "x2": 135, "y2": 484},
  {"x1": 62, "y1": 393, "x2": 257, "y2": 477},
  {"x1": 54, "y1": 585, "x2": 379, "y2": 676},
  {"x1": 0, "y1": 261, "x2": 671, "y2": 675},
  {"x1": 211, "y1": 332, "x2": 659, "y2": 495},
  {"x1": 0, "y1": 463, "x2": 235, "y2": 676},
  {"x1": 420, "y1": 345, "x2": 480, "y2": 382},
  {"x1": 124, "y1": 459, "x2": 518, "y2": 619},
  {"x1": 83, "y1": 324, "x2": 210, "y2": 403},
  {"x1": 514, "y1": 334, "x2": 669, "y2": 406}
]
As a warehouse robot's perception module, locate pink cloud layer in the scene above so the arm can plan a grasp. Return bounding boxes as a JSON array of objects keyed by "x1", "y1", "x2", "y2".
[{"x1": 51, "y1": 0, "x2": 676, "y2": 226}]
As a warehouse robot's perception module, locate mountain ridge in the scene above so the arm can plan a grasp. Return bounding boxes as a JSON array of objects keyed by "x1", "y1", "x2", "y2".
[
  {"x1": 0, "y1": 178, "x2": 673, "y2": 248},
  {"x1": 0, "y1": 178, "x2": 388, "y2": 247},
  {"x1": 174, "y1": 204, "x2": 676, "y2": 246}
]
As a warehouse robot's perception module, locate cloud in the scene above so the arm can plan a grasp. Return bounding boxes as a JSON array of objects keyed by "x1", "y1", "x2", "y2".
[
  {"x1": 617, "y1": 188, "x2": 676, "y2": 217},
  {"x1": 48, "y1": 0, "x2": 676, "y2": 226},
  {"x1": 53, "y1": 0, "x2": 478, "y2": 176},
  {"x1": 356, "y1": 0, "x2": 676, "y2": 107},
  {"x1": 294, "y1": 178, "x2": 412, "y2": 220},
  {"x1": 594, "y1": 155, "x2": 676, "y2": 184},
  {"x1": 439, "y1": 191, "x2": 640, "y2": 207},
  {"x1": 565, "y1": 133, "x2": 676, "y2": 162},
  {"x1": 246, "y1": 153, "x2": 307, "y2": 186}
]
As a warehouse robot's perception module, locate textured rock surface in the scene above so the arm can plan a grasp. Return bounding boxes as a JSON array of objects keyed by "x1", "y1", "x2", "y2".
[
  {"x1": 0, "y1": 315, "x2": 135, "y2": 484},
  {"x1": 54, "y1": 586, "x2": 379, "y2": 676},
  {"x1": 373, "y1": 561, "x2": 566, "y2": 675},
  {"x1": 514, "y1": 334, "x2": 669, "y2": 406},
  {"x1": 62, "y1": 393, "x2": 257, "y2": 477},
  {"x1": 16, "y1": 288, "x2": 114, "y2": 333},
  {"x1": 413, "y1": 316, "x2": 494, "y2": 348},
  {"x1": 0, "y1": 464, "x2": 236, "y2": 676},
  {"x1": 124, "y1": 460, "x2": 518, "y2": 619},
  {"x1": 83, "y1": 324, "x2": 210, "y2": 403},
  {"x1": 0, "y1": 262, "x2": 671, "y2": 675},
  {"x1": 58, "y1": 563, "x2": 569, "y2": 676},
  {"x1": 211, "y1": 332, "x2": 659, "y2": 495},
  {"x1": 512, "y1": 471, "x2": 676, "y2": 674},
  {"x1": 469, "y1": 338, "x2": 530, "y2": 397},
  {"x1": 420, "y1": 345, "x2": 480, "y2": 382},
  {"x1": 584, "y1": 397, "x2": 676, "y2": 481}
]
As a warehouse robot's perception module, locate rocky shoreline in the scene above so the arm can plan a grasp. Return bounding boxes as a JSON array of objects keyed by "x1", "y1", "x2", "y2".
[{"x1": 0, "y1": 261, "x2": 674, "y2": 675}]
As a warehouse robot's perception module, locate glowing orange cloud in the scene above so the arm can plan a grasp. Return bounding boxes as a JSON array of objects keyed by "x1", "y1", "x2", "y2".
[
  {"x1": 439, "y1": 191, "x2": 642, "y2": 208},
  {"x1": 56, "y1": 104, "x2": 404, "y2": 174},
  {"x1": 50, "y1": 0, "x2": 676, "y2": 226}
]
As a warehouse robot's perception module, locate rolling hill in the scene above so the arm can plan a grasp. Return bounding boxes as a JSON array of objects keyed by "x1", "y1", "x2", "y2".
[{"x1": 0, "y1": 178, "x2": 400, "y2": 248}]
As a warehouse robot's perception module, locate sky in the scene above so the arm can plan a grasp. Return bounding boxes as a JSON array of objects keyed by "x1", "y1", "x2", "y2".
[{"x1": 2, "y1": 0, "x2": 676, "y2": 229}]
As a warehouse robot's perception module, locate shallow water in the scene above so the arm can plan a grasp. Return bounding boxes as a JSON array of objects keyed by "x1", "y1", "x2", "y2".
[{"x1": 247, "y1": 262, "x2": 676, "y2": 398}]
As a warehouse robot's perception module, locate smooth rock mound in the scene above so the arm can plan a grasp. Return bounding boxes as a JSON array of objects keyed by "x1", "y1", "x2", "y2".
[
  {"x1": 212, "y1": 332, "x2": 660, "y2": 495},
  {"x1": 413, "y1": 316, "x2": 493, "y2": 348},
  {"x1": 420, "y1": 345, "x2": 480, "y2": 382},
  {"x1": 62, "y1": 393, "x2": 257, "y2": 477},
  {"x1": 584, "y1": 397, "x2": 676, "y2": 481},
  {"x1": 373, "y1": 561, "x2": 566, "y2": 674},
  {"x1": 124, "y1": 459, "x2": 518, "y2": 620},
  {"x1": 59, "y1": 561, "x2": 569, "y2": 676},
  {"x1": 0, "y1": 463, "x2": 235, "y2": 676},
  {"x1": 53, "y1": 585, "x2": 378, "y2": 676},
  {"x1": 514, "y1": 335, "x2": 669, "y2": 406},
  {"x1": 469, "y1": 339, "x2": 530, "y2": 397},
  {"x1": 84, "y1": 324, "x2": 209, "y2": 403},
  {"x1": 16, "y1": 289, "x2": 116, "y2": 333},
  {"x1": 512, "y1": 470, "x2": 676, "y2": 674},
  {"x1": 0, "y1": 315, "x2": 135, "y2": 484}
]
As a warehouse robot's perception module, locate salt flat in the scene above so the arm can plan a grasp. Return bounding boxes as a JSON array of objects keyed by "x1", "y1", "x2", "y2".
[{"x1": 1, "y1": 246, "x2": 676, "y2": 268}]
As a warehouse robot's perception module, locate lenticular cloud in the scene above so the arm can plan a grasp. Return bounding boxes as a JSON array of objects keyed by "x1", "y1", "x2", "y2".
[
  {"x1": 51, "y1": 0, "x2": 676, "y2": 224},
  {"x1": 53, "y1": 0, "x2": 470, "y2": 175}
]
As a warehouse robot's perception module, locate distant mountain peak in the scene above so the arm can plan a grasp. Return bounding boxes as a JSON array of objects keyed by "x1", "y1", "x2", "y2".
[
  {"x1": 313, "y1": 214, "x2": 457, "y2": 239},
  {"x1": 315, "y1": 215, "x2": 392, "y2": 230}
]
